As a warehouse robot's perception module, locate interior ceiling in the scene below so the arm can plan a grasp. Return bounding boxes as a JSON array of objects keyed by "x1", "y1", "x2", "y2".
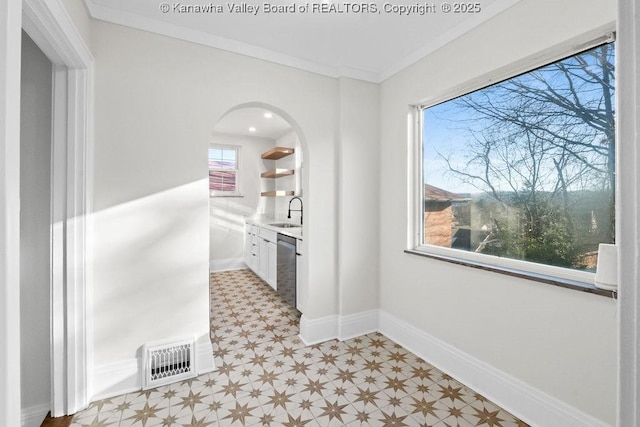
[
  {"x1": 214, "y1": 107, "x2": 292, "y2": 139},
  {"x1": 84, "y1": 0, "x2": 521, "y2": 82}
]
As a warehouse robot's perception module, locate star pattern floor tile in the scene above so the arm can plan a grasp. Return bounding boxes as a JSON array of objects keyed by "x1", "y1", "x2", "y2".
[{"x1": 70, "y1": 268, "x2": 528, "y2": 426}]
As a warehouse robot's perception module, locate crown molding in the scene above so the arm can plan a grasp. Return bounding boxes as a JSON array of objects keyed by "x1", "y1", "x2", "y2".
[
  {"x1": 83, "y1": 0, "x2": 367, "y2": 80},
  {"x1": 83, "y1": 0, "x2": 522, "y2": 84},
  {"x1": 377, "y1": 0, "x2": 523, "y2": 82}
]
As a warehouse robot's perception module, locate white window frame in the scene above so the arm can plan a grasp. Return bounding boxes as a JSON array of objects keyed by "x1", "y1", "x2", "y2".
[
  {"x1": 209, "y1": 144, "x2": 242, "y2": 197},
  {"x1": 409, "y1": 28, "x2": 616, "y2": 287}
]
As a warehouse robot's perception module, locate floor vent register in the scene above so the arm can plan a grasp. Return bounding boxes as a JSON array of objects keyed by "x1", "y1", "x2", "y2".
[{"x1": 143, "y1": 337, "x2": 196, "y2": 389}]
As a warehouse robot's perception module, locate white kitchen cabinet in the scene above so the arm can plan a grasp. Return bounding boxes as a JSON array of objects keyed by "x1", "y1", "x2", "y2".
[
  {"x1": 267, "y1": 241, "x2": 277, "y2": 287},
  {"x1": 258, "y1": 227, "x2": 278, "y2": 289},
  {"x1": 244, "y1": 225, "x2": 257, "y2": 270},
  {"x1": 246, "y1": 222, "x2": 278, "y2": 290},
  {"x1": 257, "y1": 237, "x2": 277, "y2": 290},
  {"x1": 258, "y1": 238, "x2": 269, "y2": 283}
]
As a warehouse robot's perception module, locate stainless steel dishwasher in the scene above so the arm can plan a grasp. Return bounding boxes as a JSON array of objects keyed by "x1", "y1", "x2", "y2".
[{"x1": 276, "y1": 233, "x2": 296, "y2": 309}]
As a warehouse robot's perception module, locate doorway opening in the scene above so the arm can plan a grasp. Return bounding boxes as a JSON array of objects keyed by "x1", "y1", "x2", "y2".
[
  {"x1": 208, "y1": 103, "x2": 309, "y2": 341},
  {"x1": 20, "y1": 0, "x2": 94, "y2": 420},
  {"x1": 208, "y1": 105, "x2": 305, "y2": 273},
  {"x1": 19, "y1": 30, "x2": 54, "y2": 426}
]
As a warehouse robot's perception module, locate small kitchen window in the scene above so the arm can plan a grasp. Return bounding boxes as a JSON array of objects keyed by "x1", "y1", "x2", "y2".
[
  {"x1": 209, "y1": 145, "x2": 241, "y2": 197},
  {"x1": 411, "y1": 37, "x2": 616, "y2": 291}
]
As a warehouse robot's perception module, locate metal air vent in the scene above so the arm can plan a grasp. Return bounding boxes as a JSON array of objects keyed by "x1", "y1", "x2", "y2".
[{"x1": 143, "y1": 338, "x2": 196, "y2": 389}]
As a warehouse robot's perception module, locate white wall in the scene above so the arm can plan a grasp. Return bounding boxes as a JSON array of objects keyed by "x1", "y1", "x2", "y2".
[
  {"x1": 19, "y1": 31, "x2": 52, "y2": 426},
  {"x1": 90, "y1": 20, "x2": 342, "y2": 394},
  {"x1": 273, "y1": 130, "x2": 303, "y2": 220},
  {"x1": 209, "y1": 133, "x2": 274, "y2": 270},
  {"x1": 378, "y1": 0, "x2": 617, "y2": 424},
  {"x1": 338, "y1": 77, "x2": 380, "y2": 318}
]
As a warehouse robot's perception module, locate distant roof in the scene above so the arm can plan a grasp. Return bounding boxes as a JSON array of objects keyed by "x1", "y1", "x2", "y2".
[{"x1": 425, "y1": 184, "x2": 468, "y2": 202}]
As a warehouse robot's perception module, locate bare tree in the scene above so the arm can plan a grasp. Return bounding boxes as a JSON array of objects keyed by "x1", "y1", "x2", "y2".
[{"x1": 435, "y1": 43, "x2": 615, "y2": 264}]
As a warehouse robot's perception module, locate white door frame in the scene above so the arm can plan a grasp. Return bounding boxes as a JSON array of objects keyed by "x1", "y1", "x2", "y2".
[
  {"x1": 617, "y1": 0, "x2": 640, "y2": 425},
  {"x1": 0, "y1": 0, "x2": 24, "y2": 425},
  {"x1": 22, "y1": 0, "x2": 93, "y2": 417}
]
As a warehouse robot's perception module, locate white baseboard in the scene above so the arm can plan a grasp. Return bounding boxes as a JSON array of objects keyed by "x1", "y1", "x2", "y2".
[
  {"x1": 196, "y1": 334, "x2": 216, "y2": 375},
  {"x1": 92, "y1": 358, "x2": 140, "y2": 401},
  {"x1": 89, "y1": 307, "x2": 608, "y2": 426},
  {"x1": 378, "y1": 311, "x2": 609, "y2": 427},
  {"x1": 21, "y1": 403, "x2": 49, "y2": 427},
  {"x1": 93, "y1": 337, "x2": 216, "y2": 401},
  {"x1": 209, "y1": 258, "x2": 245, "y2": 272},
  {"x1": 299, "y1": 314, "x2": 338, "y2": 345},
  {"x1": 338, "y1": 309, "x2": 379, "y2": 341},
  {"x1": 299, "y1": 310, "x2": 380, "y2": 345}
]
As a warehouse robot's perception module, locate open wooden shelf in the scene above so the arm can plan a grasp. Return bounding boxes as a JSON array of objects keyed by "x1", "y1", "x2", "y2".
[
  {"x1": 261, "y1": 190, "x2": 295, "y2": 197},
  {"x1": 261, "y1": 146, "x2": 295, "y2": 160},
  {"x1": 261, "y1": 169, "x2": 295, "y2": 179},
  {"x1": 260, "y1": 147, "x2": 295, "y2": 197}
]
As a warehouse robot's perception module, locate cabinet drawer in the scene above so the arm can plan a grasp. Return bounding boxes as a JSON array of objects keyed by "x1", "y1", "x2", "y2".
[
  {"x1": 257, "y1": 227, "x2": 278, "y2": 243},
  {"x1": 246, "y1": 224, "x2": 257, "y2": 235},
  {"x1": 246, "y1": 230, "x2": 257, "y2": 246}
]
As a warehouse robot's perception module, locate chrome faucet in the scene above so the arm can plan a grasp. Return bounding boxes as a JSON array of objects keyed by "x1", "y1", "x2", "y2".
[{"x1": 287, "y1": 196, "x2": 303, "y2": 225}]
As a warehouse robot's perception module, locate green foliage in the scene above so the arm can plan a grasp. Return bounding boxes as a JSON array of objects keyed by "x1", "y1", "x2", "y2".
[{"x1": 483, "y1": 198, "x2": 579, "y2": 268}]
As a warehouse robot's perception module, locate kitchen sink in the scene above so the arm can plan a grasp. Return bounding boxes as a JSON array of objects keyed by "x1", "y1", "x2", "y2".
[{"x1": 269, "y1": 223, "x2": 301, "y2": 228}]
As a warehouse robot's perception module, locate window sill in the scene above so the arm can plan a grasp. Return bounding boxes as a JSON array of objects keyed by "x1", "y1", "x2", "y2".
[{"x1": 404, "y1": 249, "x2": 617, "y2": 299}]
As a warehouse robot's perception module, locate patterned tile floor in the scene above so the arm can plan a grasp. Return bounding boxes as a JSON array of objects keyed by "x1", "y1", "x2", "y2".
[{"x1": 71, "y1": 269, "x2": 527, "y2": 426}]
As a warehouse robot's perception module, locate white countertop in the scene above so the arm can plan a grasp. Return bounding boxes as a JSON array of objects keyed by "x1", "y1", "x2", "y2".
[{"x1": 246, "y1": 218, "x2": 303, "y2": 240}]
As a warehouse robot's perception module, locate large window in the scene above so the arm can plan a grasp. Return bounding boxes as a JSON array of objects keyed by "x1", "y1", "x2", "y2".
[
  {"x1": 418, "y1": 41, "x2": 615, "y2": 281},
  {"x1": 209, "y1": 145, "x2": 240, "y2": 196}
]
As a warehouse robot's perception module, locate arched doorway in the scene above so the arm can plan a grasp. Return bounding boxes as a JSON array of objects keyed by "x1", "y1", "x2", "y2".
[
  {"x1": 208, "y1": 104, "x2": 307, "y2": 270},
  {"x1": 208, "y1": 103, "x2": 309, "y2": 317}
]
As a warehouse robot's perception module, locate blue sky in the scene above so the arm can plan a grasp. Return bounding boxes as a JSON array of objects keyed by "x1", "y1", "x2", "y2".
[
  {"x1": 422, "y1": 103, "x2": 480, "y2": 194},
  {"x1": 421, "y1": 43, "x2": 615, "y2": 196}
]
